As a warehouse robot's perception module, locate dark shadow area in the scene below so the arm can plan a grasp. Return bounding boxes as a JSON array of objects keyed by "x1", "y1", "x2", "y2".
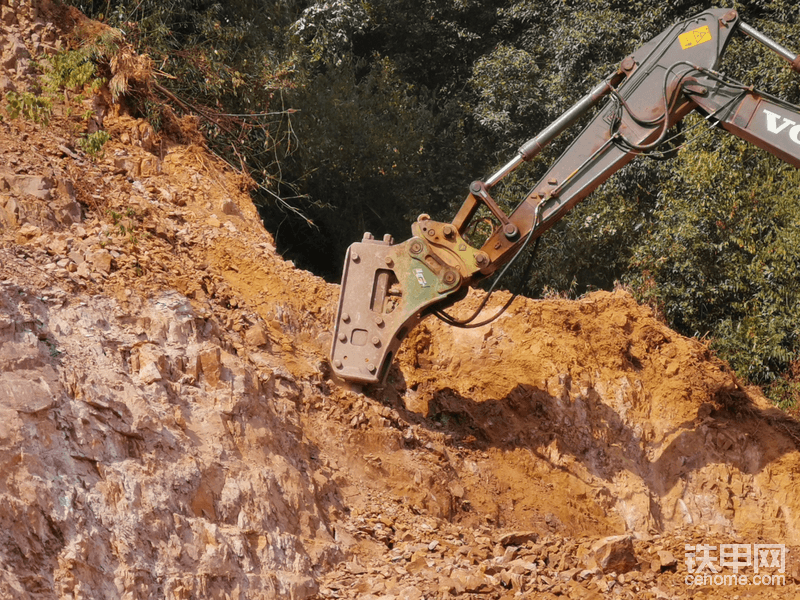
[{"x1": 370, "y1": 366, "x2": 800, "y2": 530}]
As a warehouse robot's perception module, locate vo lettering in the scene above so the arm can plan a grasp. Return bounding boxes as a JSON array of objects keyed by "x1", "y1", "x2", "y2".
[{"x1": 763, "y1": 108, "x2": 800, "y2": 145}]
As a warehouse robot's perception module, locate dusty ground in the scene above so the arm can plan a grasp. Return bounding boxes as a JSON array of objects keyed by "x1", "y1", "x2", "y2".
[{"x1": 1, "y1": 1, "x2": 800, "y2": 598}]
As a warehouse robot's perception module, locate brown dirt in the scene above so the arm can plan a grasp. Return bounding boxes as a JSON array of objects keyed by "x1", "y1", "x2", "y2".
[{"x1": 0, "y1": 2, "x2": 799, "y2": 599}]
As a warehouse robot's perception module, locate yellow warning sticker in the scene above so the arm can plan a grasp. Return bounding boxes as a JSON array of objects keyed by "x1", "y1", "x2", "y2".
[{"x1": 679, "y1": 25, "x2": 712, "y2": 50}]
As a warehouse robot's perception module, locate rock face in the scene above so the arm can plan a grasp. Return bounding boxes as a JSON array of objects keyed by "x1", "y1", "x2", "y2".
[
  {"x1": 0, "y1": 281, "x2": 339, "y2": 599},
  {"x1": 0, "y1": 1, "x2": 799, "y2": 599}
]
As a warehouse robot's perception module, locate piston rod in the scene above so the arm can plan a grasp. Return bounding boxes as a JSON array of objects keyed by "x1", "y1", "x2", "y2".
[
  {"x1": 739, "y1": 21, "x2": 800, "y2": 73},
  {"x1": 485, "y1": 74, "x2": 623, "y2": 188}
]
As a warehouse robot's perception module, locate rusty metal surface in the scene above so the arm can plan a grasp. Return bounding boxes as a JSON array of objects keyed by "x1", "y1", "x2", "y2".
[
  {"x1": 694, "y1": 92, "x2": 800, "y2": 169},
  {"x1": 331, "y1": 218, "x2": 487, "y2": 384},
  {"x1": 331, "y1": 231, "x2": 467, "y2": 384}
]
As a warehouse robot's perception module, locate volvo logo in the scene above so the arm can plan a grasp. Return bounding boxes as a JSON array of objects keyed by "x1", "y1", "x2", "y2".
[{"x1": 763, "y1": 108, "x2": 800, "y2": 144}]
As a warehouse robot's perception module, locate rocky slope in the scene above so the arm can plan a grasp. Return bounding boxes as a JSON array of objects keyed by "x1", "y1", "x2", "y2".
[{"x1": 1, "y1": 2, "x2": 800, "y2": 599}]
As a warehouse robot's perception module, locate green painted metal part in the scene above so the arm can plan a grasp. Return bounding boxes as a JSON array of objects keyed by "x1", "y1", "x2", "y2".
[{"x1": 330, "y1": 233, "x2": 467, "y2": 384}]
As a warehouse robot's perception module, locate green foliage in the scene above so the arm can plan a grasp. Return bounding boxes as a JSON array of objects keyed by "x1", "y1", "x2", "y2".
[
  {"x1": 766, "y1": 376, "x2": 800, "y2": 413},
  {"x1": 44, "y1": 49, "x2": 104, "y2": 93},
  {"x1": 66, "y1": 0, "x2": 308, "y2": 248},
  {"x1": 79, "y1": 130, "x2": 111, "y2": 158},
  {"x1": 469, "y1": 45, "x2": 545, "y2": 139},
  {"x1": 4, "y1": 91, "x2": 52, "y2": 125},
  {"x1": 42, "y1": 337, "x2": 62, "y2": 358},
  {"x1": 271, "y1": 55, "x2": 470, "y2": 275},
  {"x1": 627, "y1": 131, "x2": 800, "y2": 384},
  {"x1": 292, "y1": 0, "x2": 370, "y2": 64},
  {"x1": 343, "y1": 0, "x2": 501, "y2": 93},
  {"x1": 42, "y1": 29, "x2": 122, "y2": 100},
  {"x1": 273, "y1": 0, "x2": 503, "y2": 275},
  {"x1": 107, "y1": 207, "x2": 143, "y2": 247}
]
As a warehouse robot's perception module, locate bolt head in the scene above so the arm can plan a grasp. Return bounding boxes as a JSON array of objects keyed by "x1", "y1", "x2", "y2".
[
  {"x1": 409, "y1": 241, "x2": 423, "y2": 255},
  {"x1": 503, "y1": 223, "x2": 519, "y2": 240},
  {"x1": 372, "y1": 337, "x2": 381, "y2": 347},
  {"x1": 341, "y1": 313, "x2": 350, "y2": 323},
  {"x1": 338, "y1": 333, "x2": 347, "y2": 342},
  {"x1": 334, "y1": 360, "x2": 343, "y2": 369},
  {"x1": 385, "y1": 256, "x2": 394, "y2": 267},
  {"x1": 367, "y1": 364, "x2": 377, "y2": 373},
  {"x1": 426, "y1": 228, "x2": 436, "y2": 238},
  {"x1": 374, "y1": 316, "x2": 384, "y2": 326},
  {"x1": 352, "y1": 252, "x2": 360, "y2": 262}
]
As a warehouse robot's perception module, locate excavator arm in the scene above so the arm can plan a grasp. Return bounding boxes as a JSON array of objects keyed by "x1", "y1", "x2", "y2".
[{"x1": 331, "y1": 8, "x2": 800, "y2": 384}]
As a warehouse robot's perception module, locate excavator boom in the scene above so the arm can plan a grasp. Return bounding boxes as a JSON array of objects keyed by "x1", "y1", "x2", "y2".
[{"x1": 331, "y1": 8, "x2": 800, "y2": 384}]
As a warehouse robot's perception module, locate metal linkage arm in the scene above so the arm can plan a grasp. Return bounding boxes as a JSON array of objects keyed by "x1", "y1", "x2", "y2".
[
  {"x1": 477, "y1": 8, "x2": 743, "y2": 271},
  {"x1": 690, "y1": 78, "x2": 800, "y2": 169}
]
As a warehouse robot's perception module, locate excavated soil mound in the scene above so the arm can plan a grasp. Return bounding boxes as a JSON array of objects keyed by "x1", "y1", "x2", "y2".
[
  {"x1": 0, "y1": 2, "x2": 799, "y2": 599},
  {"x1": 394, "y1": 290, "x2": 800, "y2": 542}
]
